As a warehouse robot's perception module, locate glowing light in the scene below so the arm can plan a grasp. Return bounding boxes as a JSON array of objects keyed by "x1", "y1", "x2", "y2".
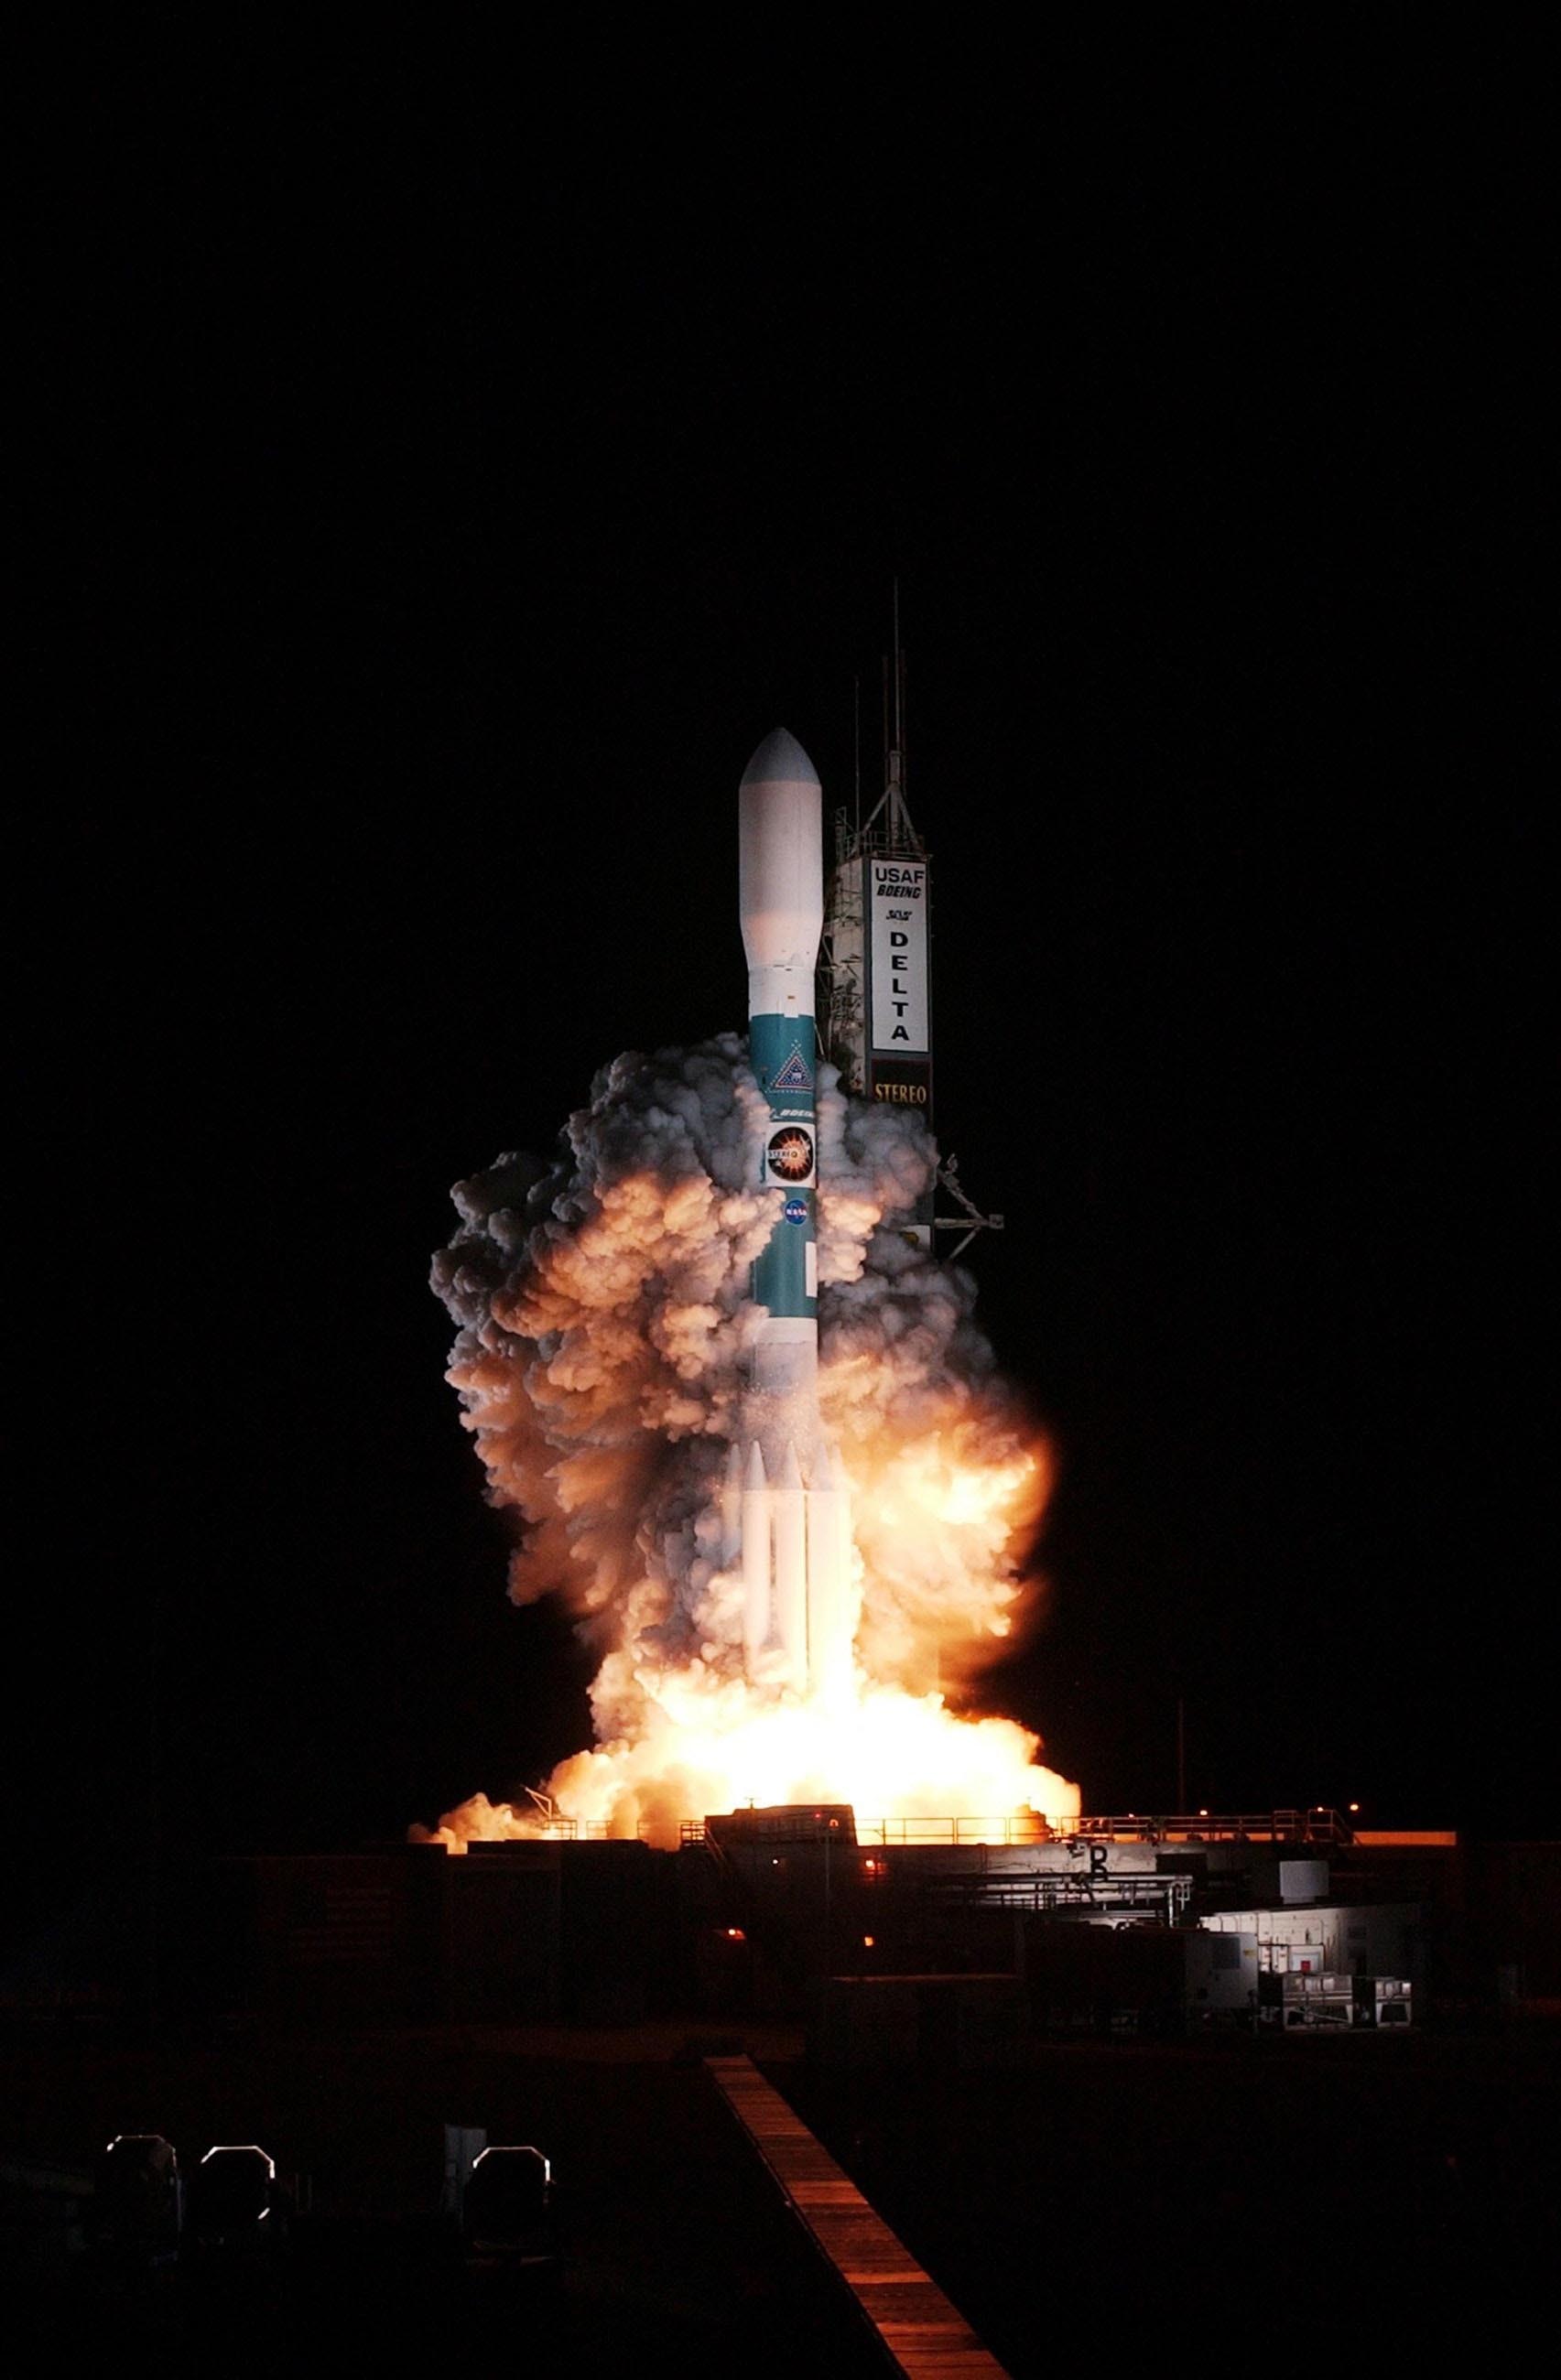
[
  {"x1": 472, "y1": 2146, "x2": 551, "y2": 2185},
  {"x1": 419, "y1": 1657, "x2": 1078, "y2": 1852},
  {"x1": 553, "y1": 1674, "x2": 1074, "y2": 1846}
]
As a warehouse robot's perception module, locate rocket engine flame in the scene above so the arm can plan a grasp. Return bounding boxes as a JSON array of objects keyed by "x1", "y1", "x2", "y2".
[{"x1": 414, "y1": 1035, "x2": 1079, "y2": 1850}]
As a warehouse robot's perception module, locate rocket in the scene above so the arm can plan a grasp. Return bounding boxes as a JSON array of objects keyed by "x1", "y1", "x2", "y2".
[
  {"x1": 741, "y1": 729, "x2": 823, "y2": 1412},
  {"x1": 732, "y1": 729, "x2": 858, "y2": 1704}
]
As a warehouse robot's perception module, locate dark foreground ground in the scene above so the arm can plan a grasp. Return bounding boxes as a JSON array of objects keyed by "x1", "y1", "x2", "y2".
[
  {"x1": 2, "y1": 2020, "x2": 879, "y2": 2373},
  {"x1": 786, "y1": 2026, "x2": 1561, "y2": 2375},
  {"x1": 5, "y1": 2019, "x2": 1558, "y2": 2375}
]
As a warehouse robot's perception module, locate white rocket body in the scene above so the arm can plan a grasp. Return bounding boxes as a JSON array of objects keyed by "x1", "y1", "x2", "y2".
[
  {"x1": 733, "y1": 729, "x2": 856, "y2": 1700},
  {"x1": 739, "y1": 739, "x2": 824, "y2": 1027}
]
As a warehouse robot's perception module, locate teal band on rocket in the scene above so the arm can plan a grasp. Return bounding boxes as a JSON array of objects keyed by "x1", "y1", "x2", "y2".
[{"x1": 751, "y1": 1011, "x2": 818, "y2": 1320}]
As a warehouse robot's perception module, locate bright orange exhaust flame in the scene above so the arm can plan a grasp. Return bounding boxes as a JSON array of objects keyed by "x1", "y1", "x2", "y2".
[
  {"x1": 417, "y1": 1402, "x2": 1077, "y2": 1852},
  {"x1": 417, "y1": 1045, "x2": 1081, "y2": 1853}
]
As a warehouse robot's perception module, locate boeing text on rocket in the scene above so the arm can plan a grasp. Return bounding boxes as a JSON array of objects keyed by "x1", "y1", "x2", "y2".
[{"x1": 727, "y1": 729, "x2": 859, "y2": 1705}]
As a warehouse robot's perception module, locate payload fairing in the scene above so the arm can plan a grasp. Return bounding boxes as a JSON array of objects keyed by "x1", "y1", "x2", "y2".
[{"x1": 729, "y1": 730, "x2": 858, "y2": 1705}]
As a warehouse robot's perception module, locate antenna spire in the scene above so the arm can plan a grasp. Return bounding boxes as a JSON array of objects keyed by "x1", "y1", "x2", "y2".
[{"x1": 884, "y1": 579, "x2": 912, "y2": 848}]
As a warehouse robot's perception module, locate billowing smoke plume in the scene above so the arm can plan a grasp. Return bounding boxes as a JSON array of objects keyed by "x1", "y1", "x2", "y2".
[{"x1": 415, "y1": 1033, "x2": 1075, "y2": 1846}]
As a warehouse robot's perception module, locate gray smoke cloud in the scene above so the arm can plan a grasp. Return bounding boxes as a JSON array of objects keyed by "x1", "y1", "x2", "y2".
[{"x1": 428, "y1": 1032, "x2": 1038, "y2": 1749}]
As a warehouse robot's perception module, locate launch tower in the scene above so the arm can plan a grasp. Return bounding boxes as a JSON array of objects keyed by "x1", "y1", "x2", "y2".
[
  {"x1": 817, "y1": 625, "x2": 1001, "y2": 1260},
  {"x1": 817, "y1": 643, "x2": 936, "y2": 1247}
]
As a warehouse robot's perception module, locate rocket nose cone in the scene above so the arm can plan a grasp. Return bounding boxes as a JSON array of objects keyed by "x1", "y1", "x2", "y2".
[{"x1": 742, "y1": 728, "x2": 819, "y2": 789}]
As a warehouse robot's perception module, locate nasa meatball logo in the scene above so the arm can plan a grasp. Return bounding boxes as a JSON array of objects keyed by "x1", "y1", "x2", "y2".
[
  {"x1": 782, "y1": 1196, "x2": 808, "y2": 1225},
  {"x1": 767, "y1": 1127, "x2": 814, "y2": 1184}
]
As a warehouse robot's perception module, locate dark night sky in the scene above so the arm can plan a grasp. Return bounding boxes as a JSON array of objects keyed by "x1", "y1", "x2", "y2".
[{"x1": 16, "y1": 23, "x2": 1549, "y2": 1925}]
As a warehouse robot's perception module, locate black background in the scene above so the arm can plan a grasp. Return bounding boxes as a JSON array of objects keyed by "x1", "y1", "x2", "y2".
[{"x1": 16, "y1": 21, "x2": 1548, "y2": 1931}]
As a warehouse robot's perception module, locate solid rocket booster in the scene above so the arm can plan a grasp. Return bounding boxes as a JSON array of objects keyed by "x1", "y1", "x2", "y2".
[{"x1": 736, "y1": 729, "x2": 855, "y2": 1698}]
